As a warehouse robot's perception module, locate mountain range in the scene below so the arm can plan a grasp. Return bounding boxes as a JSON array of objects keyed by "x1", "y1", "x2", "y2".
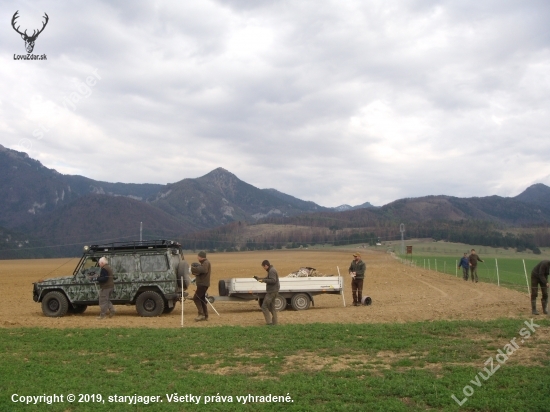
[{"x1": 1, "y1": 143, "x2": 550, "y2": 256}]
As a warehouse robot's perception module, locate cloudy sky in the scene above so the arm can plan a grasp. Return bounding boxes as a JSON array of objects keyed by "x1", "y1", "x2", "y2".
[{"x1": 2, "y1": 0, "x2": 550, "y2": 207}]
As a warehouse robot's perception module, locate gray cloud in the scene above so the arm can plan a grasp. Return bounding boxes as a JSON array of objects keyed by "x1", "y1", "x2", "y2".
[{"x1": 1, "y1": 0, "x2": 550, "y2": 207}]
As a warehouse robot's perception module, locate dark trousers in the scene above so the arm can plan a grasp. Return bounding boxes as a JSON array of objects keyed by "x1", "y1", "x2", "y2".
[
  {"x1": 470, "y1": 266, "x2": 478, "y2": 282},
  {"x1": 262, "y1": 292, "x2": 278, "y2": 325},
  {"x1": 531, "y1": 274, "x2": 548, "y2": 302},
  {"x1": 193, "y1": 285, "x2": 209, "y2": 318},
  {"x1": 352, "y1": 278, "x2": 364, "y2": 304},
  {"x1": 99, "y1": 287, "x2": 114, "y2": 315},
  {"x1": 461, "y1": 267, "x2": 469, "y2": 280}
]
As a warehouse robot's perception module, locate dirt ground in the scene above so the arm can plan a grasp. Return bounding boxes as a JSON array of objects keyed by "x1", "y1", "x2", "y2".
[{"x1": 0, "y1": 249, "x2": 533, "y2": 329}]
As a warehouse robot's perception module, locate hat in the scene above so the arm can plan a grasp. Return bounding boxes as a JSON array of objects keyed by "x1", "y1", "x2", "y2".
[
  {"x1": 198, "y1": 251, "x2": 207, "y2": 258},
  {"x1": 353, "y1": 253, "x2": 361, "y2": 258}
]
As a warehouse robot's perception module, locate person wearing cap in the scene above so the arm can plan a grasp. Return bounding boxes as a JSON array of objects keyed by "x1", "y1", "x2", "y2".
[
  {"x1": 191, "y1": 251, "x2": 211, "y2": 321},
  {"x1": 349, "y1": 253, "x2": 366, "y2": 306},
  {"x1": 254, "y1": 260, "x2": 280, "y2": 325}
]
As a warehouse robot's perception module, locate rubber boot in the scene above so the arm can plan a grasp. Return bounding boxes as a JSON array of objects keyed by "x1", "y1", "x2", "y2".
[
  {"x1": 542, "y1": 299, "x2": 548, "y2": 315},
  {"x1": 531, "y1": 299, "x2": 540, "y2": 315}
]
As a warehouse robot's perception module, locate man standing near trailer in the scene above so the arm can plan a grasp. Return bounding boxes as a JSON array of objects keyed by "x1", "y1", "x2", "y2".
[
  {"x1": 468, "y1": 249, "x2": 484, "y2": 283},
  {"x1": 458, "y1": 252, "x2": 470, "y2": 281},
  {"x1": 191, "y1": 251, "x2": 211, "y2": 322},
  {"x1": 530, "y1": 260, "x2": 549, "y2": 315},
  {"x1": 254, "y1": 260, "x2": 280, "y2": 325},
  {"x1": 349, "y1": 253, "x2": 366, "y2": 306}
]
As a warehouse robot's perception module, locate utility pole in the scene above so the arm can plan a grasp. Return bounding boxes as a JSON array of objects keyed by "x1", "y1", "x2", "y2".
[{"x1": 400, "y1": 223, "x2": 405, "y2": 255}]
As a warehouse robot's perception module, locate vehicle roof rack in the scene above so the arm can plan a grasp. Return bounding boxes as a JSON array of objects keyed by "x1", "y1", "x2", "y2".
[{"x1": 87, "y1": 240, "x2": 180, "y2": 252}]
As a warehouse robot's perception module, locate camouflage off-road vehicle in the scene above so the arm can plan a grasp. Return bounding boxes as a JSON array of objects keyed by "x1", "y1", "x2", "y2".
[{"x1": 33, "y1": 240, "x2": 185, "y2": 317}]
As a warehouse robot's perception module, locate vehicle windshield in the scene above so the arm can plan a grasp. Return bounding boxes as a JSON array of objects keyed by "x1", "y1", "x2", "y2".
[{"x1": 81, "y1": 257, "x2": 99, "y2": 271}]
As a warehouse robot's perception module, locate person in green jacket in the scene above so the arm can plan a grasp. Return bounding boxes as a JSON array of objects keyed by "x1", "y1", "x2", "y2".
[{"x1": 349, "y1": 253, "x2": 366, "y2": 306}]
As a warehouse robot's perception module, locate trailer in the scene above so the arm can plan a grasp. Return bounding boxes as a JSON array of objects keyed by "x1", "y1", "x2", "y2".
[{"x1": 210, "y1": 276, "x2": 345, "y2": 311}]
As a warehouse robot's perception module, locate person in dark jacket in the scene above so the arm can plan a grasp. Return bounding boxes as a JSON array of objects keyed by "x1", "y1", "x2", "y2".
[
  {"x1": 530, "y1": 260, "x2": 550, "y2": 315},
  {"x1": 97, "y1": 256, "x2": 115, "y2": 319},
  {"x1": 468, "y1": 249, "x2": 484, "y2": 283},
  {"x1": 254, "y1": 260, "x2": 280, "y2": 325},
  {"x1": 191, "y1": 251, "x2": 211, "y2": 321},
  {"x1": 458, "y1": 252, "x2": 470, "y2": 281},
  {"x1": 349, "y1": 253, "x2": 366, "y2": 306}
]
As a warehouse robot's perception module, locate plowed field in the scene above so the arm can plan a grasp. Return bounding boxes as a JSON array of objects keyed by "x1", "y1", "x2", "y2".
[{"x1": 1, "y1": 249, "x2": 531, "y2": 328}]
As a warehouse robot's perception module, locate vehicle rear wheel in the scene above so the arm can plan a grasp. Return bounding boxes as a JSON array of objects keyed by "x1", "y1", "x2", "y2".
[
  {"x1": 41, "y1": 291, "x2": 69, "y2": 317},
  {"x1": 136, "y1": 291, "x2": 165, "y2": 317},
  {"x1": 290, "y1": 293, "x2": 311, "y2": 311},
  {"x1": 68, "y1": 304, "x2": 87, "y2": 314}
]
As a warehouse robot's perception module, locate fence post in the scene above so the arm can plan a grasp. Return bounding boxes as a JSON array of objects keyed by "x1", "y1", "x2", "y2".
[
  {"x1": 523, "y1": 259, "x2": 530, "y2": 296},
  {"x1": 455, "y1": 260, "x2": 457, "y2": 277},
  {"x1": 495, "y1": 258, "x2": 499, "y2": 287},
  {"x1": 444, "y1": 261, "x2": 446, "y2": 274},
  {"x1": 428, "y1": 260, "x2": 430, "y2": 270},
  {"x1": 435, "y1": 259, "x2": 438, "y2": 272}
]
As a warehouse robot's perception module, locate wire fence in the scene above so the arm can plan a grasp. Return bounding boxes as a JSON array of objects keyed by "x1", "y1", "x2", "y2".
[{"x1": 390, "y1": 253, "x2": 537, "y2": 295}]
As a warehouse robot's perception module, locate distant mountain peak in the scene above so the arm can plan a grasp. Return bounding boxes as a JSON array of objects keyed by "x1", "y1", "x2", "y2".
[{"x1": 514, "y1": 183, "x2": 550, "y2": 206}]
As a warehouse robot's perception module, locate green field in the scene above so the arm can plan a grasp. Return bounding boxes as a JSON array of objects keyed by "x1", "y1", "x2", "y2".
[
  {"x1": 390, "y1": 240, "x2": 548, "y2": 292},
  {"x1": 398, "y1": 256, "x2": 538, "y2": 293},
  {"x1": 2, "y1": 320, "x2": 550, "y2": 411}
]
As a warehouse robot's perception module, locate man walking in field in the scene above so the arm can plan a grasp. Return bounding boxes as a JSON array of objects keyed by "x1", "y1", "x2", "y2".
[
  {"x1": 349, "y1": 253, "x2": 366, "y2": 306},
  {"x1": 191, "y1": 251, "x2": 211, "y2": 321},
  {"x1": 468, "y1": 249, "x2": 484, "y2": 283},
  {"x1": 254, "y1": 260, "x2": 280, "y2": 325},
  {"x1": 530, "y1": 260, "x2": 549, "y2": 315},
  {"x1": 458, "y1": 252, "x2": 470, "y2": 281}
]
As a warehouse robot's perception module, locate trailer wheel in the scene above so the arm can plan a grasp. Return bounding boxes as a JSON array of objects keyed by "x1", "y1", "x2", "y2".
[
  {"x1": 258, "y1": 296, "x2": 286, "y2": 311},
  {"x1": 290, "y1": 293, "x2": 311, "y2": 311},
  {"x1": 218, "y1": 280, "x2": 228, "y2": 296},
  {"x1": 274, "y1": 295, "x2": 287, "y2": 311}
]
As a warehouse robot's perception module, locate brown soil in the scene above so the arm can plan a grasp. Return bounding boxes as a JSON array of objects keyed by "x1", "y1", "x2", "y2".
[{"x1": 0, "y1": 249, "x2": 533, "y2": 329}]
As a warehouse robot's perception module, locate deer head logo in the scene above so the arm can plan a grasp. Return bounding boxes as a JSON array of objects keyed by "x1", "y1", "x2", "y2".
[{"x1": 11, "y1": 11, "x2": 49, "y2": 54}]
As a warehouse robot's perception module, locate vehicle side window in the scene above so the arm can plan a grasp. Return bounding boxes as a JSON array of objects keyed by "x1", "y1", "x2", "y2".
[
  {"x1": 140, "y1": 254, "x2": 168, "y2": 272},
  {"x1": 111, "y1": 255, "x2": 135, "y2": 274}
]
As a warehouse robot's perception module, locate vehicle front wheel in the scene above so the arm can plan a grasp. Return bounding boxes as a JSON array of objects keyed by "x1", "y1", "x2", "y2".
[
  {"x1": 42, "y1": 291, "x2": 69, "y2": 317},
  {"x1": 136, "y1": 291, "x2": 165, "y2": 317}
]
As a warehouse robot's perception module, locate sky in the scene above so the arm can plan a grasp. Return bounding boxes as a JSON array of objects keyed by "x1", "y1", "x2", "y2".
[{"x1": 2, "y1": 0, "x2": 550, "y2": 207}]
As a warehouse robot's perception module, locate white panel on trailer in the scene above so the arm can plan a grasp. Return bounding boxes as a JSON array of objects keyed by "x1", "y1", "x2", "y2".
[{"x1": 228, "y1": 276, "x2": 342, "y2": 295}]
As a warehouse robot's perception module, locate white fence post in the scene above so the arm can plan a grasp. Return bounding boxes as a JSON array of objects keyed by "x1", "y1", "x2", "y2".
[
  {"x1": 455, "y1": 260, "x2": 457, "y2": 277},
  {"x1": 495, "y1": 259, "x2": 499, "y2": 287},
  {"x1": 523, "y1": 259, "x2": 530, "y2": 296}
]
